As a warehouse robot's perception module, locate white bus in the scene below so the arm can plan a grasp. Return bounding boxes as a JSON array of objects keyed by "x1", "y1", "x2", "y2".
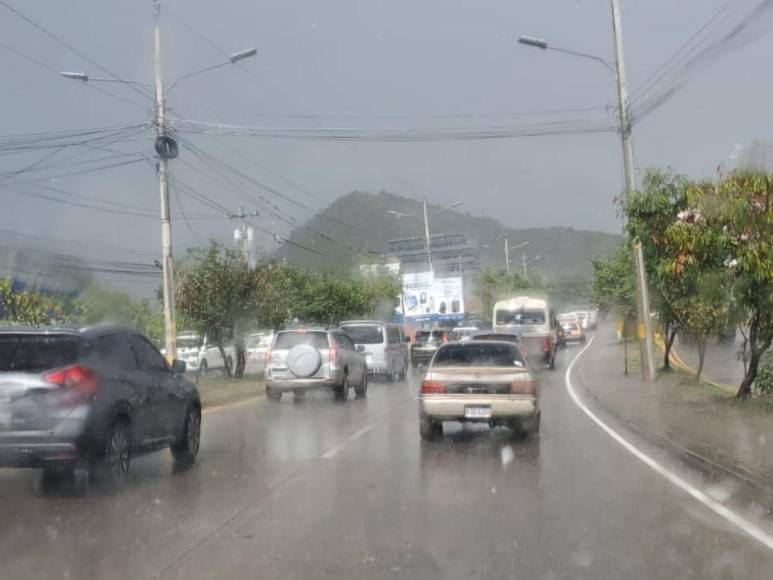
[{"x1": 492, "y1": 296, "x2": 558, "y2": 369}]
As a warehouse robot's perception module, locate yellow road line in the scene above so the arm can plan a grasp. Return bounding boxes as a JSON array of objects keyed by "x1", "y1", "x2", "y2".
[
  {"x1": 202, "y1": 394, "x2": 265, "y2": 415},
  {"x1": 653, "y1": 333, "x2": 735, "y2": 393}
]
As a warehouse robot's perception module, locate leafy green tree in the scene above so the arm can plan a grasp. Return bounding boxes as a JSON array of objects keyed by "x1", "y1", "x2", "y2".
[
  {"x1": 176, "y1": 243, "x2": 257, "y2": 378},
  {"x1": 681, "y1": 171, "x2": 772, "y2": 397},
  {"x1": 591, "y1": 246, "x2": 636, "y2": 319},
  {"x1": 480, "y1": 270, "x2": 536, "y2": 318},
  {"x1": 0, "y1": 278, "x2": 73, "y2": 326},
  {"x1": 624, "y1": 169, "x2": 690, "y2": 370}
]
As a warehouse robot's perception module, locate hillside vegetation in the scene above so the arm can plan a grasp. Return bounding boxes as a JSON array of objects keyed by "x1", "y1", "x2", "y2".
[{"x1": 282, "y1": 191, "x2": 621, "y2": 280}]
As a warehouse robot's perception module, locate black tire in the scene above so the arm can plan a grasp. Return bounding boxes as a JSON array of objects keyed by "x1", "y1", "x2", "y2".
[
  {"x1": 266, "y1": 385, "x2": 282, "y2": 402},
  {"x1": 419, "y1": 414, "x2": 441, "y2": 440},
  {"x1": 101, "y1": 419, "x2": 131, "y2": 484},
  {"x1": 335, "y1": 374, "x2": 350, "y2": 400},
  {"x1": 171, "y1": 405, "x2": 201, "y2": 464},
  {"x1": 354, "y1": 371, "x2": 368, "y2": 398}
]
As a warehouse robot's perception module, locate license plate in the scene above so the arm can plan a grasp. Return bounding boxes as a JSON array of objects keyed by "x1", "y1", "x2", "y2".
[{"x1": 464, "y1": 405, "x2": 491, "y2": 419}]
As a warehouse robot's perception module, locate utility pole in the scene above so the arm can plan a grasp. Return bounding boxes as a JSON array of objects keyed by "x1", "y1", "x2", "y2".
[
  {"x1": 522, "y1": 253, "x2": 528, "y2": 279},
  {"x1": 422, "y1": 198, "x2": 433, "y2": 272},
  {"x1": 504, "y1": 238, "x2": 510, "y2": 274},
  {"x1": 610, "y1": 0, "x2": 656, "y2": 382},
  {"x1": 153, "y1": 0, "x2": 176, "y2": 362},
  {"x1": 227, "y1": 206, "x2": 260, "y2": 266}
]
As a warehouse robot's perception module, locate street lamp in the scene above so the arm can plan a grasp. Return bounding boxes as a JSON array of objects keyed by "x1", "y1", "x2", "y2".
[{"x1": 517, "y1": 0, "x2": 657, "y2": 382}]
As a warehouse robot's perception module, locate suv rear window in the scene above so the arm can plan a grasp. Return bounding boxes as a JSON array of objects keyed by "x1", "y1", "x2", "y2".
[
  {"x1": 0, "y1": 334, "x2": 83, "y2": 372},
  {"x1": 341, "y1": 325, "x2": 384, "y2": 345},
  {"x1": 274, "y1": 331, "x2": 329, "y2": 350},
  {"x1": 415, "y1": 330, "x2": 447, "y2": 345},
  {"x1": 433, "y1": 342, "x2": 524, "y2": 367}
]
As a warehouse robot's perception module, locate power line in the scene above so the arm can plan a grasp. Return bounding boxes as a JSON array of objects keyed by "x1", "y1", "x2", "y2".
[{"x1": 0, "y1": 0, "x2": 153, "y2": 103}]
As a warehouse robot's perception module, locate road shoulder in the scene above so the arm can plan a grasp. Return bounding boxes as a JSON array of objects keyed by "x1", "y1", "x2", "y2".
[{"x1": 572, "y1": 325, "x2": 773, "y2": 497}]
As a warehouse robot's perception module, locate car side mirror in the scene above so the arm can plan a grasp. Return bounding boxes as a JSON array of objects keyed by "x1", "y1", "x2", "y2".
[
  {"x1": 171, "y1": 359, "x2": 186, "y2": 375},
  {"x1": 355, "y1": 345, "x2": 366, "y2": 353}
]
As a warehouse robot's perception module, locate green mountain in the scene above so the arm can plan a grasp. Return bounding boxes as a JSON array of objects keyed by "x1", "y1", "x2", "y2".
[{"x1": 281, "y1": 191, "x2": 621, "y2": 280}]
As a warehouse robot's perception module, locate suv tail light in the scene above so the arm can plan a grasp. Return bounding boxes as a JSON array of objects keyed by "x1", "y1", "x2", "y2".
[
  {"x1": 328, "y1": 339, "x2": 338, "y2": 363},
  {"x1": 420, "y1": 380, "x2": 447, "y2": 394},
  {"x1": 442, "y1": 332, "x2": 449, "y2": 343},
  {"x1": 44, "y1": 365, "x2": 100, "y2": 403},
  {"x1": 511, "y1": 374, "x2": 536, "y2": 395}
]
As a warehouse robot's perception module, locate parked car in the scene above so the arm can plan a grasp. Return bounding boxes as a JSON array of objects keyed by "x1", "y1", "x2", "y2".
[
  {"x1": 339, "y1": 321, "x2": 409, "y2": 380},
  {"x1": 418, "y1": 340, "x2": 540, "y2": 439},
  {"x1": 410, "y1": 330, "x2": 449, "y2": 368},
  {"x1": 245, "y1": 331, "x2": 273, "y2": 374},
  {"x1": 165, "y1": 331, "x2": 235, "y2": 378},
  {"x1": 265, "y1": 329, "x2": 367, "y2": 401},
  {"x1": 0, "y1": 325, "x2": 201, "y2": 489}
]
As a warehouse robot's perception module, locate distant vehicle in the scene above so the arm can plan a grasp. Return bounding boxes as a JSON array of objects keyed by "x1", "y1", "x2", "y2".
[
  {"x1": 560, "y1": 320, "x2": 586, "y2": 344},
  {"x1": 410, "y1": 329, "x2": 449, "y2": 368},
  {"x1": 265, "y1": 329, "x2": 367, "y2": 401},
  {"x1": 167, "y1": 331, "x2": 235, "y2": 378},
  {"x1": 418, "y1": 340, "x2": 540, "y2": 439},
  {"x1": 340, "y1": 321, "x2": 409, "y2": 380},
  {"x1": 0, "y1": 325, "x2": 201, "y2": 489},
  {"x1": 245, "y1": 331, "x2": 273, "y2": 373},
  {"x1": 493, "y1": 296, "x2": 558, "y2": 369},
  {"x1": 450, "y1": 326, "x2": 479, "y2": 342},
  {"x1": 587, "y1": 310, "x2": 599, "y2": 330},
  {"x1": 574, "y1": 311, "x2": 590, "y2": 330},
  {"x1": 557, "y1": 313, "x2": 579, "y2": 347}
]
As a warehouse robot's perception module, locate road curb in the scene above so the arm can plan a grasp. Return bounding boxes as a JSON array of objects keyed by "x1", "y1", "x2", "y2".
[
  {"x1": 653, "y1": 333, "x2": 736, "y2": 394},
  {"x1": 574, "y1": 345, "x2": 773, "y2": 500}
]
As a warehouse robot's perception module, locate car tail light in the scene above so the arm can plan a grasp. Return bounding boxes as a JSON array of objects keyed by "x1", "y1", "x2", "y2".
[
  {"x1": 511, "y1": 374, "x2": 537, "y2": 395},
  {"x1": 264, "y1": 348, "x2": 272, "y2": 363},
  {"x1": 420, "y1": 380, "x2": 447, "y2": 394},
  {"x1": 542, "y1": 336, "x2": 551, "y2": 352},
  {"x1": 329, "y1": 341, "x2": 338, "y2": 363},
  {"x1": 44, "y1": 365, "x2": 100, "y2": 403},
  {"x1": 442, "y1": 332, "x2": 449, "y2": 343}
]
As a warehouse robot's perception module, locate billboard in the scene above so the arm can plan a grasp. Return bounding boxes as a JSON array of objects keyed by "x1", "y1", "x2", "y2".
[{"x1": 397, "y1": 270, "x2": 464, "y2": 323}]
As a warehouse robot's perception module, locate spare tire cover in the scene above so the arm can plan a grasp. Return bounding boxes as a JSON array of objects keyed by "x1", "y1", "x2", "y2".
[{"x1": 287, "y1": 344, "x2": 322, "y2": 378}]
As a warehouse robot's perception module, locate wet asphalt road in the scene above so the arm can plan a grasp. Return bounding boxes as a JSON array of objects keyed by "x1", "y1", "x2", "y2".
[{"x1": 2, "y1": 340, "x2": 773, "y2": 579}]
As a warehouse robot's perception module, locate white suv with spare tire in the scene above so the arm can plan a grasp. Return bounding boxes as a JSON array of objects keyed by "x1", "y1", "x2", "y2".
[{"x1": 265, "y1": 329, "x2": 367, "y2": 401}]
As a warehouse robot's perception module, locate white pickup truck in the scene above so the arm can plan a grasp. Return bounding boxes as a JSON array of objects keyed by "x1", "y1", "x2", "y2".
[{"x1": 172, "y1": 331, "x2": 235, "y2": 377}]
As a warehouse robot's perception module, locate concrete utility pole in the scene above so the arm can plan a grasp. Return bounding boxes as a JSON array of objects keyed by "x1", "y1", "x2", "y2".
[
  {"x1": 153, "y1": 0, "x2": 176, "y2": 362},
  {"x1": 504, "y1": 238, "x2": 510, "y2": 274},
  {"x1": 422, "y1": 198, "x2": 433, "y2": 272},
  {"x1": 522, "y1": 253, "x2": 528, "y2": 278},
  {"x1": 228, "y1": 206, "x2": 260, "y2": 267},
  {"x1": 610, "y1": 0, "x2": 656, "y2": 382}
]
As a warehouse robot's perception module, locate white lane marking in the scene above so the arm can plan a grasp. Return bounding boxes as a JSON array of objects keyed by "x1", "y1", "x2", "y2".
[
  {"x1": 320, "y1": 424, "x2": 374, "y2": 459},
  {"x1": 565, "y1": 337, "x2": 773, "y2": 552}
]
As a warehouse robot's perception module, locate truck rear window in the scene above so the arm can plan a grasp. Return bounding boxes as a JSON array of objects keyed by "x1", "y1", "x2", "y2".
[
  {"x1": 495, "y1": 308, "x2": 546, "y2": 325},
  {"x1": 0, "y1": 334, "x2": 83, "y2": 372}
]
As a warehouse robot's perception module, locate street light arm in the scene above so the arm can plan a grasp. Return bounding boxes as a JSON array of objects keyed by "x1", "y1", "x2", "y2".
[
  {"x1": 165, "y1": 47, "x2": 257, "y2": 97},
  {"x1": 518, "y1": 35, "x2": 616, "y2": 77},
  {"x1": 546, "y1": 46, "x2": 616, "y2": 76}
]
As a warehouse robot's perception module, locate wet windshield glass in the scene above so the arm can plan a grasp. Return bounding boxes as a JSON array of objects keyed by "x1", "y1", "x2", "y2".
[
  {"x1": 341, "y1": 325, "x2": 384, "y2": 344},
  {"x1": 177, "y1": 337, "x2": 202, "y2": 349},
  {"x1": 432, "y1": 342, "x2": 524, "y2": 367},
  {"x1": 496, "y1": 308, "x2": 546, "y2": 325}
]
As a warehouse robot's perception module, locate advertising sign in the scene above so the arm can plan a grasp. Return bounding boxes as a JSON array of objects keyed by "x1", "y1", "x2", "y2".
[{"x1": 397, "y1": 270, "x2": 464, "y2": 323}]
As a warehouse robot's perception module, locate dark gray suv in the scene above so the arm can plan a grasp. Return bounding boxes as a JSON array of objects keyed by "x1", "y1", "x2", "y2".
[{"x1": 0, "y1": 325, "x2": 201, "y2": 488}]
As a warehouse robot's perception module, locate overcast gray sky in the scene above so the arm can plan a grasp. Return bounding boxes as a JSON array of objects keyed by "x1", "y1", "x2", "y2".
[{"x1": 2, "y1": 0, "x2": 772, "y2": 294}]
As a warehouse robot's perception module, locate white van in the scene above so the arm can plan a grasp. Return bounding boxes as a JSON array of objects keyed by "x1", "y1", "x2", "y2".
[
  {"x1": 492, "y1": 297, "x2": 558, "y2": 369},
  {"x1": 340, "y1": 320, "x2": 410, "y2": 380}
]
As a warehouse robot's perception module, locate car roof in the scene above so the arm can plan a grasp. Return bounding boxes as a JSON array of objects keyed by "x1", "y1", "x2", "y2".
[
  {"x1": 340, "y1": 320, "x2": 386, "y2": 325},
  {"x1": 0, "y1": 323, "x2": 138, "y2": 339},
  {"x1": 494, "y1": 296, "x2": 548, "y2": 309}
]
